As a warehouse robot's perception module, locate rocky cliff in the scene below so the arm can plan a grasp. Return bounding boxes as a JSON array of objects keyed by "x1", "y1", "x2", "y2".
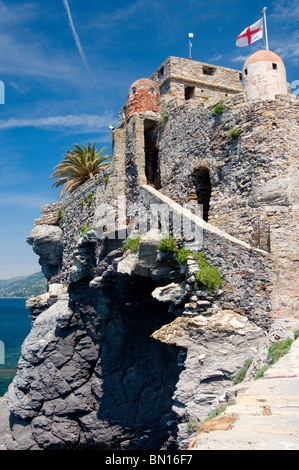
[
  {"x1": 1, "y1": 86, "x2": 298, "y2": 450},
  {"x1": 0, "y1": 214, "x2": 290, "y2": 450}
]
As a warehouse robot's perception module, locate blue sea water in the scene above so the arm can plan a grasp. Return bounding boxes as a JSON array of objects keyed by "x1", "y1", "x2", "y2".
[{"x1": 0, "y1": 298, "x2": 31, "y2": 396}]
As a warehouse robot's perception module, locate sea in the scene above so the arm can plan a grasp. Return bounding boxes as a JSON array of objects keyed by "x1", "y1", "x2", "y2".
[{"x1": 0, "y1": 298, "x2": 31, "y2": 397}]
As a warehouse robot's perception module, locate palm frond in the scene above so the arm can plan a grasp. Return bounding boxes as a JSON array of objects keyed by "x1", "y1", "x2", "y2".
[{"x1": 49, "y1": 142, "x2": 111, "y2": 198}]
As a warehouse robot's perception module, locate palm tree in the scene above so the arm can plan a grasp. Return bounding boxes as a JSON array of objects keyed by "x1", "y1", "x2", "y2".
[{"x1": 50, "y1": 142, "x2": 111, "y2": 199}]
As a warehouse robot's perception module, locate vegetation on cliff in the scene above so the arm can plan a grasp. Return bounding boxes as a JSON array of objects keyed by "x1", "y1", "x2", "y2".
[{"x1": 50, "y1": 142, "x2": 111, "y2": 198}]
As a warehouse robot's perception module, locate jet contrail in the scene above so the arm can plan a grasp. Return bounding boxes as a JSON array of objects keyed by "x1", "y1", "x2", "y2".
[
  {"x1": 62, "y1": 0, "x2": 90, "y2": 72},
  {"x1": 62, "y1": 0, "x2": 107, "y2": 111}
]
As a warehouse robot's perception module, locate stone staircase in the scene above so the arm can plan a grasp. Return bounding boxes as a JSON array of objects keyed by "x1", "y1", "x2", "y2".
[{"x1": 189, "y1": 338, "x2": 299, "y2": 450}]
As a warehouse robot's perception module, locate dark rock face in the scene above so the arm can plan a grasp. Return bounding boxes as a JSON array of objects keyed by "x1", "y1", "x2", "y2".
[
  {"x1": 4, "y1": 256, "x2": 184, "y2": 450},
  {"x1": 74, "y1": 274, "x2": 183, "y2": 449}
]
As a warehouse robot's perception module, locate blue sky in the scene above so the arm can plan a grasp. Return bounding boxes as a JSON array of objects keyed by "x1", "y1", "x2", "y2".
[{"x1": 0, "y1": 0, "x2": 298, "y2": 279}]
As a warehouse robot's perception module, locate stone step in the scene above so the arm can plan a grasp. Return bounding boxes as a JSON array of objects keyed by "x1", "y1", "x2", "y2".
[
  {"x1": 227, "y1": 402, "x2": 299, "y2": 417},
  {"x1": 193, "y1": 429, "x2": 299, "y2": 450},
  {"x1": 232, "y1": 414, "x2": 299, "y2": 434}
]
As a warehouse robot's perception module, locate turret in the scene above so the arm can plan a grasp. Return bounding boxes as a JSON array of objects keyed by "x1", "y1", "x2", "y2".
[
  {"x1": 242, "y1": 50, "x2": 288, "y2": 102},
  {"x1": 126, "y1": 78, "x2": 160, "y2": 118}
]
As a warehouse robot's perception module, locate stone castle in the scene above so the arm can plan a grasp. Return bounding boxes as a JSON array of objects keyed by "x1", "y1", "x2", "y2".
[
  {"x1": 104, "y1": 49, "x2": 298, "y2": 319},
  {"x1": 1, "y1": 50, "x2": 298, "y2": 450}
]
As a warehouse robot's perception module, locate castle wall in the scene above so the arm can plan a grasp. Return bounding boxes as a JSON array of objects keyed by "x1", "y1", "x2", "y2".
[
  {"x1": 150, "y1": 56, "x2": 242, "y2": 107},
  {"x1": 155, "y1": 94, "x2": 299, "y2": 317},
  {"x1": 35, "y1": 172, "x2": 108, "y2": 284},
  {"x1": 157, "y1": 94, "x2": 299, "y2": 258},
  {"x1": 140, "y1": 184, "x2": 274, "y2": 327}
]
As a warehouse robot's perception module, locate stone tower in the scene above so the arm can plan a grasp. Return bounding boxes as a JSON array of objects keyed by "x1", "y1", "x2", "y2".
[{"x1": 242, "y1": 50, "x2": 288, "y2": 102}]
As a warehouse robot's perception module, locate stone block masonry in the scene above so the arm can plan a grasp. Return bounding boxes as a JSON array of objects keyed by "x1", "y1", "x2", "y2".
[
  {"x1": 34, "y1": 201, "x2": 62, "y2": 226},
  {"x1": 154, "y1": 93, "x2": 299, "y2": 317},
  {"x1": 140, "y1": 184, "x2": 274, "y2": 328},
  {"x1": 157, "y1": 94, "x2": 299, "y2": 260},
  {"x1": 32, "y1": 171, "x2": 108, "y2": 285},
  {"x1": 150, "y1": 56, "x2": 242, "y2": 107}
]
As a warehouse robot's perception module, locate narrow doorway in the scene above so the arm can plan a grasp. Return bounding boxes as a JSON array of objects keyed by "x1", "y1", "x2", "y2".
[
  {"x1": 191, "y1": 167, "x2": 212, "y2": 222},
  {"x1": 144, "y1": 120, "x2": 161, "y2": 190}
]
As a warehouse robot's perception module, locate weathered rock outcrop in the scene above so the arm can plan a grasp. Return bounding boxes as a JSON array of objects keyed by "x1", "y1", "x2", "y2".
[
  {"x1": 2, "y1": 225, "x2": 272, "y2": 450},
  {"x1": 27, "y1": 225, "x2": 63, "y2": 283}
]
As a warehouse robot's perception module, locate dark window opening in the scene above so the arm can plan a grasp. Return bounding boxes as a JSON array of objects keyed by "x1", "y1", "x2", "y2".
[
  {"x1": 272, "y1": 63, "x2": 277, "y2": 70},
  {"x1": 158, "y1": 67, "x2": 164, "y2": 79},
  {"x1": 150, "y1": 88, "x2": 155, "y2": 94},
  {"x1": 239, "y1": 72, "x2": 243, "y2": 81},
  {"x1": 244, "y1": 68, "x2": 248, "y2": 76},
  {"x1": 160, "y1": 80, "x2": 170, "y2": 95},
  {"x1": 144, "y1": 121, "x2": 161, "y2": 190},
  {"x1": 202, "y1": 66, "x2": 216, "y2": 76},
  {"x1": 184, "y1": 86, "x2": 195, "y2": 100},
  {"x1": 190, "y1": 167, "x2": 212, "y2": 222},
  {"x1": 132, "y1": 87, "x2": 136, "y2": 94}
]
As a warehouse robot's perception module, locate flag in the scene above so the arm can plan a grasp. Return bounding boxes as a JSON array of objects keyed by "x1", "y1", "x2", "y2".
[{"x1": 236, "y1": 18, "x2": 263, "y2": 47}]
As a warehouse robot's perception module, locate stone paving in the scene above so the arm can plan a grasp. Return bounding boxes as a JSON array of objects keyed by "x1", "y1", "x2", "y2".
[{"x1": 191, "y1": 338, "x2": 299, "y2": 450}]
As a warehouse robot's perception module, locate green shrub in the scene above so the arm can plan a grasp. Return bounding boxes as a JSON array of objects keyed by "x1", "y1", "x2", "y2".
[
  {"x1": 255, "y1": 334, "x2": 297, "y2": 380},
  {"x1": 177, "y1": 247, "x2": 192, "y2": 265},
  {"x1": 123, "y1": 233, "x2": 141, "y2": 252},
  {"x1": 81, "y1": 225, "x2": 93, "y2": 237},
  {"x1": 206, "y1": 405, "x2": 227, "y2": 422},
  {"x1": 158, "y1": 114, "x2": 169, "y2": 128},
  {"x1": 158, "y1": 233, "x2": 175, "y2": 252},
  {"x1": 268, "y1": 337, "x2": 293, "y2": 364},
  {"x1": 104, "y1": 175, "x2": 109, "y2": 186},
  {"x1": 255, "y1": 364, "x2": 270, "y2": 379},
  {"x1": 233, "y1": 359, "x2": 252, "y2": 385},
  {"x1": 226, "y1": 126, "x2": 243, "y2": 139},
  {"x1": 213, "y1": 103, "x2": 224, "y2": 115},
  {"x1": 57, "y1": 208, "x2": 63, "y2": 227},
  {"x1": 195, "y1": 252, "x2": 209, "y2": 268},
  {"x1": 187, "y1": 418, "x2": 200, "y2": 434},
  {"x1": 194, "y1": 253, "x2": 222, "y2": 293},
  {"x1": 86, "y1": 192, "x2": 93, "y2": 204}
]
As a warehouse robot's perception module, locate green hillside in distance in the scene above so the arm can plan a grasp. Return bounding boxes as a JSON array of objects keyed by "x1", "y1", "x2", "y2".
[{"x1": 0, "y1": 272, "x2": 47, "y2": 298}]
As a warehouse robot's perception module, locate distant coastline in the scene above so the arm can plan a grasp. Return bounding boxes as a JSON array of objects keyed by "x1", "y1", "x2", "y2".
[{"x1": 0, "y1": 272, "x2": 46, "y2": 299}]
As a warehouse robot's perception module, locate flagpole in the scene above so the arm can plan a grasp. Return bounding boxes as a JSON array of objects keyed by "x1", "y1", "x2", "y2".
[
  {"x1": 262, "y1": 7, "x2": 269, "y2": 50},
  {"x1": 188, "y1": 33, "x2": 193, "y2": 59}
]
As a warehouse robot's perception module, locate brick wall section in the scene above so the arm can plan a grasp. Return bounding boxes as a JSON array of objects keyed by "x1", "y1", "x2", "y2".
[{"x1": 126, "y1": 79, "x2": 160, "y2": 118}]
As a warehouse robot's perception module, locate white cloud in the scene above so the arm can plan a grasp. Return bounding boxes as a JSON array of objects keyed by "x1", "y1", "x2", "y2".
[
  {"x1": 0, "y1": 2, "x2": 92, "y2": 87},
  {"x1": 0, "y1": 113, "x2": 117, "y2": 133},
  {"x1": 231, "y1": 54, "x2": 250, "y2": 63},
  {"x1": 269, "y1": 1, "x2": 299, "y2": 24}
]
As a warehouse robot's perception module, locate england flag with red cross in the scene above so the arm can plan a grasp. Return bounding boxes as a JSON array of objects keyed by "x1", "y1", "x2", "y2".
[{"x1": 236, "y1": 18, "x2": 263, "y2": 47}]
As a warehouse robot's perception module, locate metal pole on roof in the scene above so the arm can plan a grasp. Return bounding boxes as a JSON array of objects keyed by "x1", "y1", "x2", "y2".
[{"x1": 189, "y1": 33, "x2": 193, "y2": 59}]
